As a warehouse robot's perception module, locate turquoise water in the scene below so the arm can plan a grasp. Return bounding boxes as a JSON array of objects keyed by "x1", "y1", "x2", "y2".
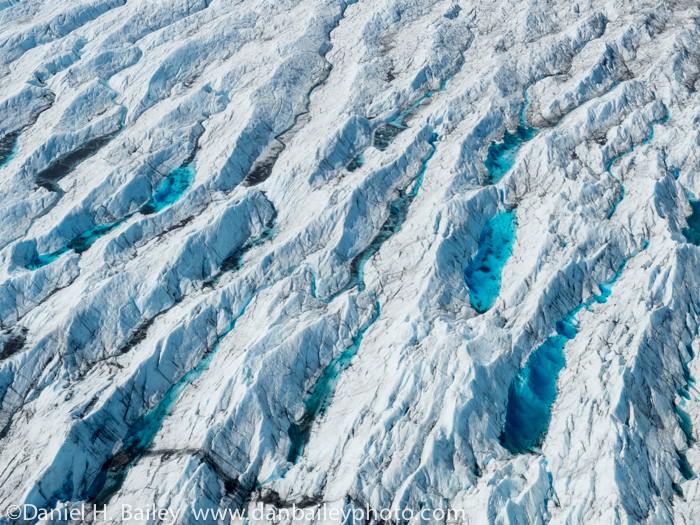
[
  {"x1": 287, "y1": 298, "x2": 380, "y2": 463},
  {"x1": 347, "y1": 133, "x2": 438, "y2": 293},
  {"x1": 140, "y1": 164, "x2": 195, "y2": 214},
  {"x1": 464, "y1": 211, "x2": 516, "y2": 313},
  {"x1": 484, "y1": 125, "x2": 538, "y2": 184},
  {"x1": 86, "y1": 297, "x2": 253, "y2": 504},
  {"x1": 26, "y1": 247, "x2": 71, "y2": 270},
  {"x1": 66, "y1": 220, "x2": 126, "y2": 252},
  {"x1": 676, "y1": 404, "x2": 694, "y2": 446},
  {"x1": 0, "y1": 131, "x2": 18, "y2": 167},
  {"x1": 484, "y1": 91, "x2": 538, "y2": 184},
  {"x1": 501, "y1": 256, "x2": 630, "y2": 454},
  {"x1": 26, "y1": 219, "x2": 126, "y2": 270},
  {"x1": 682, "y1": 199, "x2": 700, "y2": 245},
  {"x1": 372, "y1": 82, "x2": 445, "y2": 152},
  {"x1": 220, "y1": 220, "x2": 276, "y2": 274},
  {"x1": 606, "y1": 185, "x2": 625, "y2": 220},
  {"x1": 26, "y1": 162, "x2": 195, "y2": 270}
]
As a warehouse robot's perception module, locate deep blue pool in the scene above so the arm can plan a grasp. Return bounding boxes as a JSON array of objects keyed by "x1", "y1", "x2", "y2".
[
  {"x1": 501, "y1": 255, "x2": 630, "y2": 453},
  {"x1": 682, "y1": 199, "x2": 700, "y2": 245},
  {"x1": 140, "y1": 164, "x2": 195, "y2": 214},
  {"x1": 26, "y1": 219, "x2": 125, "y2": 270},
  {"x1": 27, "y1": 162, "x2": 195, "y2": 270},
  {"x1": 484, "y1": 125, "x2": 538, "y2": 184},
  {"x1": 0, "y1": 131, "x2": 19, "y2": 168},
  {"x1": 464, "y1": 211, "x2": 516, "y2": 313}
]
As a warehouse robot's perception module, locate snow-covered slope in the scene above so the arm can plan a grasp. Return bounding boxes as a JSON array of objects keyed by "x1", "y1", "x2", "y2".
[{"x1": 1, "y1": 0, "x2": 699, "y2": 523}]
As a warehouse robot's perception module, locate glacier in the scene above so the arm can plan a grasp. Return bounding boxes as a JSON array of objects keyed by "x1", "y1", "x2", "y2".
[{"x1": 0, "y1": 0, "x2": 700, "y2": 524}]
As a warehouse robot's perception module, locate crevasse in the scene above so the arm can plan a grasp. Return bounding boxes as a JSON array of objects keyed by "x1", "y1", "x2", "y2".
[
  {"x1": 345, "y1": 78, "x2": 447, "y2": 168},
  {"x1": 675, "y1": 344, "x2": 696, "y2": 483},
  {"x1": 606, "y1": 112, "x2": 668, "y2": 219},
  {"x1": 287, "y1": 122, "x2": 441, "y2": 465},
  {"x1": 348, "y1": 132, "x2": 438, "y2": 294},
  {"x1": 682, "y1": 199, "x2": 700, "y2": 245}
]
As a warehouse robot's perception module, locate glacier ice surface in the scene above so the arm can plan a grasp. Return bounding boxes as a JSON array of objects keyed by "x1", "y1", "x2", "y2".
[{"x1": 0, "y1": 0, "x2": 700, "y2": 524}]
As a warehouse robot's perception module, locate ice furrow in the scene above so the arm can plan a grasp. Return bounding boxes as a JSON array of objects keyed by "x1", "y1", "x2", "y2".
[
  {"x1": 1, "y1": 2, "x2": 699, "y2": 523},
  {"x1": 85, "y1": 295, "x2": 254, "y2": 507},
  {"x1": 35, "y1": 132, "x2": 118, "y2": 193},
  {"x1": 501, "y1": 249, "x2": 633, "y2": 454}
]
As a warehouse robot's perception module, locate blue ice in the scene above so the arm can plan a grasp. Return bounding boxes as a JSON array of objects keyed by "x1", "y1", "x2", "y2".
[{"x1": 464, "y1": 211, "x2": 516, "y2": 313}]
